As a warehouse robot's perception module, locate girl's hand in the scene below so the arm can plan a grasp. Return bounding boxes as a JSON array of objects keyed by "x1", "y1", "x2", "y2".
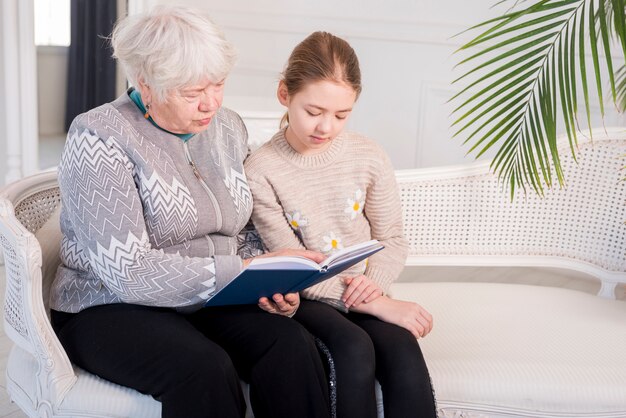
[
  {"x1": 352, "y1": 296, "x2": 433, "y2": 339},
  {"x1": 258, "y1": 292, "x2": 300, "y2": 317},
  {"x1": 342, "y1": 275, "x2": 383, "y2": 308}
]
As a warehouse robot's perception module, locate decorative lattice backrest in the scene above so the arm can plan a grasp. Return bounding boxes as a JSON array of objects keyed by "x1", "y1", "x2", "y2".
[
  {"x1": 14, "y1": 187, "x2": 61, "y2": 234},
  {"x1": 396, "y1": 131, "x2": 626, "y2": 297},
  {"x1": 0, "y1": 231, "x2": 31, "y2": 349},
  {"x1": 0, "y1": 171, "x2": 62, "y2": 351},
  {"x1": 0, "y1": 170, "x2": 76, "y2": 403}
]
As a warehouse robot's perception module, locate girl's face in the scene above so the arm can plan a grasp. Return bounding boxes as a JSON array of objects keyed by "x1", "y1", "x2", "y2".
[
  {"x1": 279, "y1": 79, "x2": 357, "y2": 155},
  {"x1": 139, "y1": 78, "x2": 225, "y2": 134}
]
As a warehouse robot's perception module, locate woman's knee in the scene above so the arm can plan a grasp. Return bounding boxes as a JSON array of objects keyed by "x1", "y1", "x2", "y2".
[{"x1": 171, "y1": 342, "x2": 238, "y2": 386}]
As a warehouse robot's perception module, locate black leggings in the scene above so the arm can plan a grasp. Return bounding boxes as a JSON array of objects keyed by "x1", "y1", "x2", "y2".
[
  {"x1": 52, "y1": 303, "x2": 330, "y2": 418},
  {"x1": 294, "y1": 300, "x2": 437, "y2": 418}
]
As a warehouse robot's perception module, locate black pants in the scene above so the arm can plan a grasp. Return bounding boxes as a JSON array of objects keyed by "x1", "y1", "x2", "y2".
[
  {"x1": 52, "y1": 303, "x2": 330, "y2": 418},
  {"x1": 294, "y1": 300, "x2": 437, "y2": 418}
]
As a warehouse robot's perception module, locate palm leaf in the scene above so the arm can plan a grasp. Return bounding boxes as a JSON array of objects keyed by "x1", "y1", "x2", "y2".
[
  {"x1": 609, "y1": 0, "x2": 626, "y2": 112},
  {"x1": 451, "y1": 0, "x2": 626, "y2": 199},
  {"x1": 614, "y1": 1, "x2": 626, "y2": 57},
  {"x1": 618, "y1": 65, "x2": 626, "y2": 111}
]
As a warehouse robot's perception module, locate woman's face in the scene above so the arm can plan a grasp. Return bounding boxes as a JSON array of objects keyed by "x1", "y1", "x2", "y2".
[
  {"x1": 141, "y1": 79, "x2": 225, "y2": 134},
  {"x1": 279, "y1": 79, "x2": 357, "y2": 155}
]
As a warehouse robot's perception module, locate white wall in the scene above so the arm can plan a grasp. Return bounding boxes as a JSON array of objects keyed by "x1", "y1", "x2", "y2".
[
  {"x1": 0, "y1": 3, "x2": 6, "y2": 184},
  {"x1": 135, "y1": 0, "x2": 497, "y2": 169},
  {"x1": 131, "y1": 0, "x2": 624, "y2": 170},
  {"x1": 2, "y1": 0, "x2": 622, "y2": 184},
  {"x1": 37, "y1": 46, "x2": 69, "y2": 136},
  {"x1": 0, "y1": 0, "x2": 38, "y2": 187}
]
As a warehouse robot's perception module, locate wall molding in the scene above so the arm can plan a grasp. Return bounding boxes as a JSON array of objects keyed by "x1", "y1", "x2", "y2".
[
  {"x1": 415, "y1": 82, "x2": 458, "y2": 167},
  {"x1": 211, "y1": 9, "x2": 467, "y2": 47}
]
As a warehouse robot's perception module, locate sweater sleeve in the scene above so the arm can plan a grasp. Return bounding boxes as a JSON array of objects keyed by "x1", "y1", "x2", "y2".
[
  {"x1": 247, "y1": 175, "x2": 349, "y2": 310},
  {"x1": 363, "y1": 150, "x2": 408, "y2": 294},
  {"x1": 247, "y1": 177, "x2": 307, "y2": 252},
  {"x1": 59, "y1": 127, "x2": 242, "y2": 310}
]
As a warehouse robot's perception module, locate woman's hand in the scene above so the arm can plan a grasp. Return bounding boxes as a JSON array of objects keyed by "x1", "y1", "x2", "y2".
[
  {"x1": 244, "y1": 248, "x2": 326, "y2": 267},
  {"x1": 258, "y1": 292, "x2": 300, "y2": 317},
  {"x1": 246, "y1": 249, "x2": 323, "y2": 317},
  {"x1": 351, "y1": 296, "x2": 433, "y2": 339},
  {"x1": 342, "y1": 275, "x2": 383, "y2": 309}
]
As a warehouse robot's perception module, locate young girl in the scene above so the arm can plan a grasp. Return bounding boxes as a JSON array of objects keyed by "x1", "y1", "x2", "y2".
[{"x1": 244, "y1": 31, "x2": 436, "y2": 418}]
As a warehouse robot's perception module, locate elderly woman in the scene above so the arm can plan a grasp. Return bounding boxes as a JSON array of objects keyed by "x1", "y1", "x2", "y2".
[{"x1": 48, "y1": 6, "x2": 331, "y2": 418}]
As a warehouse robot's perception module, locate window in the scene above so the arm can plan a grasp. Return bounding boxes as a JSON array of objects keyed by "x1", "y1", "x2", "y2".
[{"x1": 34, "y1": 0, "x2": 70, "y2": 46}]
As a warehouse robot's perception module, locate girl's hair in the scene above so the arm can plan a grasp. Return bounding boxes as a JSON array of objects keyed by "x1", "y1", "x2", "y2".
[
  {"x1": 280, "y1": 31, "x2": 361, "y2": 128},
  {"x1": 111, "y1": 5, "x2": 236, "y2": 103}
]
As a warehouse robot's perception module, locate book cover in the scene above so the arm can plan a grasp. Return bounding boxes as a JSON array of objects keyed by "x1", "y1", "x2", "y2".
[{"x1": 204, "y1": 240, "x2": 384, "y2": 307}]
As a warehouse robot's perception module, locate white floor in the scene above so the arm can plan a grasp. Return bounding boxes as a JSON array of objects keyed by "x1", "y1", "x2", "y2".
[{"x1": 0, "y1": 135, "x2": 622, "y2": 416}]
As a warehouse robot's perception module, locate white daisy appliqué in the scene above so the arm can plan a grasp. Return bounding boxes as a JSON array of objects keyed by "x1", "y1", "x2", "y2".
[
  {"x1": 322, "y1": 232, "x2": 344, "y2": 253},
  {"x1": 286, "y1": 211, "x2": 308, "y2": 230},
  {"x1": 344, "y1": 189, "x2": 365, "y2": 220}
]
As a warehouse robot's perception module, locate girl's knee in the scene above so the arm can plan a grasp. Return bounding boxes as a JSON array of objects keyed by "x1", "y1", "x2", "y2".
[
  {"x1": 332, "y1": 326, "x2": 375, "y2": 365},
  {"x1": 328, "y1": 329, "x2": 376, "y2": 385},
  {"x1": 264, "y1": 318, "x2": 320, "y2": 359}
]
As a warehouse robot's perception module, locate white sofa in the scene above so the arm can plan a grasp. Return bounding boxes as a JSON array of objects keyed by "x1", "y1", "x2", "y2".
[
  {"x1": 390, "y1": 128, "x2": 626, "y2": 417},
  {"x1": 0, "y1": 129, "x2": 624, "y2": 417}
]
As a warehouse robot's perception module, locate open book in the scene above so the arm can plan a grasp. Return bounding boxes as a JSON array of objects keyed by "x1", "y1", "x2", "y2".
[{"x1": 204, "y1": 240, "x2": 384, "y2": 307}]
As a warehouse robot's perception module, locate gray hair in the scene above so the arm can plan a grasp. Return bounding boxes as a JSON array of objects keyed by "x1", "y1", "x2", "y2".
[{"x1": 111, "y1": 5, "x2": 236, "y2": 102}]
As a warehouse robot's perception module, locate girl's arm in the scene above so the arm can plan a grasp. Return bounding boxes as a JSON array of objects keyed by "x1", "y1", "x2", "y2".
[
  {"x1": 362, "y1": 150, "x2": 409, "y2": 293},
  {"x1": 247, "y1": 177, "x2": 307, "y2": 251},
  {"x1": 351, "y1": 295, "x2": 433, "y2": 339}
]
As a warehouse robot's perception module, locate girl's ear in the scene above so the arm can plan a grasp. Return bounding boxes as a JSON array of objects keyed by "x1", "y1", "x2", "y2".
[{"x1": 277, "y1": 81, "x2": 290, "y2": 106}]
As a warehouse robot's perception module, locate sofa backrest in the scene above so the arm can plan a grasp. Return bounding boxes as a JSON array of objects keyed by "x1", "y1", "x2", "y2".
[{"x1": 395, "y1": 130, "x2": 626, "y2": 298}]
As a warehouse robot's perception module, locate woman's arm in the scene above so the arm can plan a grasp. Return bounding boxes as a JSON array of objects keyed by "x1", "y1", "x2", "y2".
[{"x1": 59, "y1": 127, "x2": 241, "y2": 309}]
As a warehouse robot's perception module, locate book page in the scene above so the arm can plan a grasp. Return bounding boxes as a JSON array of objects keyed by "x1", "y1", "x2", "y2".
[
  {"x1": 323, "y1": 240, "x2": 383, "y2": 269},
  {"x1": 247, "y1": 255, "x2": 320, "y2": 270}
]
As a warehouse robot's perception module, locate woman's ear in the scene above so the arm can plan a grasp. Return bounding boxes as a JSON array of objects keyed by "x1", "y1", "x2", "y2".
[
  {"x1": 136, "y1": 78, "x2": 152, "y2": 104},
  {"x1": 277, "y1": 81, "x2": 289, "y2": 106}
]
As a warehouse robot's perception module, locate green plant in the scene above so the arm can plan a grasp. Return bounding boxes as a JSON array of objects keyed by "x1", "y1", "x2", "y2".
[
  {"x1": 618, "y1": 65, "x2": 626, "y2": 110},
  {"x1": 451, "y1": 0, "x2": 626, "y2": 197}
]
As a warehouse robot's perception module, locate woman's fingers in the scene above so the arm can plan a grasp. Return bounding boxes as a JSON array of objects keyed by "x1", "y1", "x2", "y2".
[
  {"x1": 258, "y1": 293, "x2": 300, "y2": 317},
  {"x1": 258, "y1": 297, "x2": 277, "y2": 313}
]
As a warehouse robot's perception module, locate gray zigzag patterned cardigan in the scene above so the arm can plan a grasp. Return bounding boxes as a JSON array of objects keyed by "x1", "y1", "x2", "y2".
[{"x1": 50, "y1": 93, "x2": 255, "y2": 313}]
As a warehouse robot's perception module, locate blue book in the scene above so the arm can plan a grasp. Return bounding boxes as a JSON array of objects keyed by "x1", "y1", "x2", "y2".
[{"x1": 204, "y1": 240, "x2": 384, "y2": 307}]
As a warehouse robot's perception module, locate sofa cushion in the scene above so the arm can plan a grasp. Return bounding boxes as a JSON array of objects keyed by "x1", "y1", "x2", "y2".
[
  {"x1": 33, "y1": 206, "x2": 62, "y2": 316},
  {"x1": 389, "y1": 282, "x2": 626, "y2": 416}
]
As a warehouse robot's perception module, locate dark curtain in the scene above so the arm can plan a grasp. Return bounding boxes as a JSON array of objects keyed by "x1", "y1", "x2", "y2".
[{"x1": 64, "y1": 0, "x2": 117, "y2": 131}]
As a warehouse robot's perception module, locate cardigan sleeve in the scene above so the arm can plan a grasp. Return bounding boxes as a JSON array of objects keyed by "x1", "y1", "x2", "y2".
[{"x1": 58, "y1": 126, "x2": 242, "y2": 310}]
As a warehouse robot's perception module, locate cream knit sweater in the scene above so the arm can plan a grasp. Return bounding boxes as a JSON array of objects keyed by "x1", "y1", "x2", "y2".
[{"x1": 244, "y1": 129, "x2": 408, "y2": 310}]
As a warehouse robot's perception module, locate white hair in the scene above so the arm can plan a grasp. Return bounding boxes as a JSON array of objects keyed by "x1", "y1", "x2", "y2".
[{"x1": 111, "y1": 5, "x2": 236, "y2": 102}]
